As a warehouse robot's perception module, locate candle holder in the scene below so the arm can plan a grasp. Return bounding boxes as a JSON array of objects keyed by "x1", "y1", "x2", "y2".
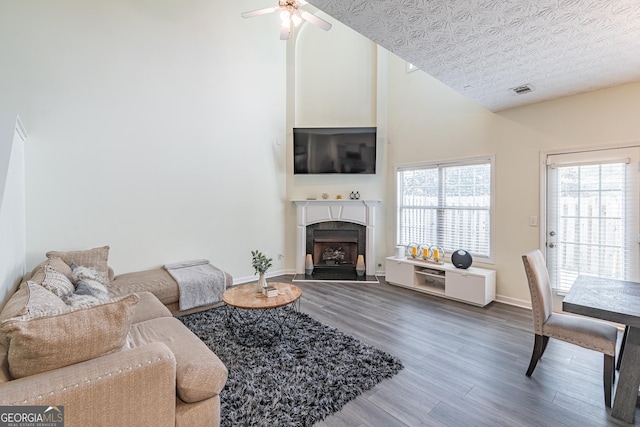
[
  {"x1": 305, "y1": 254, "x2": 314, "y2": 275},
  {"x1": 406, "y1": 243, "x2": 419, "y2": 258},
  {"x1": 419, "y1": 244, "x2": 431, "y2": 260},
  {"x1": 430, "y1": 245, "x2": 445, "y2": 262},
  {"x1": 355, "y1": 254, "x2": 365, "y2": 276}
]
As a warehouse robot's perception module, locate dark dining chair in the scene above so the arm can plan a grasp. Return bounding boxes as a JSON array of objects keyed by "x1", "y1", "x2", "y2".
[{"x1": 522, "y1": 249, "x2": 618, "y2": 407}]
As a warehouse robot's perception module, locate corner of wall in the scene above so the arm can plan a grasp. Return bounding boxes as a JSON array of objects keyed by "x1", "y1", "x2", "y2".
[{"x1": 0, "y1": 114, "x2": 27, "y2": 311}]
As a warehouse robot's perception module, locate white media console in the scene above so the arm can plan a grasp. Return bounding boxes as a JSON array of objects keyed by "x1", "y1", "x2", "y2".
[{"x1": 385, "y1": 256, "x2": 496, "y2": 306}]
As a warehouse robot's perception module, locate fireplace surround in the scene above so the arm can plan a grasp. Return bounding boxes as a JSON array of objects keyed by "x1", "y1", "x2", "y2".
[{"x1": 293, "y1": 199, "x2": 379, "y2": 281}]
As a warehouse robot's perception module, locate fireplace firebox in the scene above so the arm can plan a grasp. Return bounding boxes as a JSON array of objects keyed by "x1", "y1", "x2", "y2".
[{"x1": 306, "y1": 223, "x2": 365, "y2": 272}]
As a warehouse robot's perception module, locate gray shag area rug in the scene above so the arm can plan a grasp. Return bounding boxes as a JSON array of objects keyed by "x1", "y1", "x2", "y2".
[{"x1": 179, "y1": 306, "x2": 403, "y2": 427}]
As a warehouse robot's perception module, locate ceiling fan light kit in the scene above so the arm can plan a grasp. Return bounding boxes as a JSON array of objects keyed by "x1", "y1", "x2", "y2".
[{"x1": 242, "y1": 0, "x2": 331, "y2": 40}]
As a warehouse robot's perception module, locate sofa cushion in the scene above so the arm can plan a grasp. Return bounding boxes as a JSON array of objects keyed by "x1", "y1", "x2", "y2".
[
  {"x1": 0, "y1": 345, "x2": 9, "y2": 384},
  {"x1": 132, "y1": 291, "x2": 173, "y2": 324},
  {"x1": 46, "y1": 246, "x2": 110, "y2": 285},
  {"x1": 0, "y1": 294, "x2": 139, "y2": 379},
  {"x1": 109, "y1": 269, "x2": 179, "y2": 305},
  {"x1": 128, "y1": 316, "x2": 227, "y2": 403}
]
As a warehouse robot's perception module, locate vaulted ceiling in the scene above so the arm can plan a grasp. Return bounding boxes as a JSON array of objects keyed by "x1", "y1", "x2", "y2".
[{"x1": 307, "y1": 0, "x2": 640, "y2": 111}]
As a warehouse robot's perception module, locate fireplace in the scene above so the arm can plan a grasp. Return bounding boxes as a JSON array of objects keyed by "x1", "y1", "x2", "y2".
[
  {"x1": 293, "y1": 199, "x2": 379, "y2": 282},
  {"x1": 307, "y1": 223, "x2": 366, "y2": 270}
]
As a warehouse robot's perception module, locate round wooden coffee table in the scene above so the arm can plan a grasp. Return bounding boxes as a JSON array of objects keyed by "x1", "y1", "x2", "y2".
[
  {"x1": 222, "y1": 282, "x2": 302, "y2": 345},
  {"x1": 223, "y1": 282, "x2": 302, "y2": 309}
]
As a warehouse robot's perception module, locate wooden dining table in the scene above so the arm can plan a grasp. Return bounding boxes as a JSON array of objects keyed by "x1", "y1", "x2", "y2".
[{"x1": 563, "y1": 275, "x2": 640, "y2": 423}]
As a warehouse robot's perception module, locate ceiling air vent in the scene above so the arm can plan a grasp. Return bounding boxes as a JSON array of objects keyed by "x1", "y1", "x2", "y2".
[{"x1": 510, "y1": 84, "x2": 534, "y2": 95}]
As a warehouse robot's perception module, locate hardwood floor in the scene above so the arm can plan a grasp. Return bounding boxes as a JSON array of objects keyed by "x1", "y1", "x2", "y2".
[{"x1": 270, "y1": 275, "x2": 637, "y2": 427}]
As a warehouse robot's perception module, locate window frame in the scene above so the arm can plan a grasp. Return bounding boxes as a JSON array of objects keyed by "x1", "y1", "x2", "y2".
[{"x1": 394, "y1": 155, "x2": 496, "y2": 264}]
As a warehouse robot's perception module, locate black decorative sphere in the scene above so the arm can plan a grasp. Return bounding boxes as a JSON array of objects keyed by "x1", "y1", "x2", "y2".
[{"x1": 451, "y1": 250, "x2": 472, "y2": 269}]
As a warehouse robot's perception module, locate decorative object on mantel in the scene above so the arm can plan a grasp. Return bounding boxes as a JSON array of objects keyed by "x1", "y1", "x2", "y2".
[
  {"x1": 305, "y1": 254, "x2": 314, "y2": 275},
  {"x1": 321, "y1": 193, "x2": 329, "y2": 200},
  {"x1": 336, "y1": 195, "x2": 342, "y2": 199},
  {"x1": 355, "y1": 254, "x2": 366, "y2": 276},
  {"x1": 349, "y1": 191, "x2": 361, "y2": 200},
  {"x1": 251, "y1": 250, "x2": 273, "y2": 293},
  {"x1": 406, "y1": 243, "x2": 419, "y2": 258}
]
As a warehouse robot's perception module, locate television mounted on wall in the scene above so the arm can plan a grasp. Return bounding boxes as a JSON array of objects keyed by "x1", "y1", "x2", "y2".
[{"x1": 293, "y1": 127, "x2": 377, "y2": 174}]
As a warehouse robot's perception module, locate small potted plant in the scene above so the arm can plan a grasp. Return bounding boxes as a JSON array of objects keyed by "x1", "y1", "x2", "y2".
[{"x1": 251, "y1": 250, "x2": 273, "y2": 292}]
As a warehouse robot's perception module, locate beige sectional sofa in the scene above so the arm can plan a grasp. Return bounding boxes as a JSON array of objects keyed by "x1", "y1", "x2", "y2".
[{"x1": 0, "y1": 246, "x2": 231, "y2": 427}]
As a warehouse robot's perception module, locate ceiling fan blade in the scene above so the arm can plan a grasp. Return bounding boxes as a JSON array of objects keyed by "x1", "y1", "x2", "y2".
[
  {"x1": 241, "y1": 7, "x2": 278, "y2": 19},
  {"x1": 299, "y1": 10, "x2": 331, "y2": 31}
]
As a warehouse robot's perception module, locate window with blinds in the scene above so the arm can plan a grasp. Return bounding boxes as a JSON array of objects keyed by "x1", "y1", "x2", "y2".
[
  {"x1": 396, "y1": 157, "x2": 493, "y2": 260},
  {"x1": 546, "y1": 149, "x2": 639, "y2": 294}
]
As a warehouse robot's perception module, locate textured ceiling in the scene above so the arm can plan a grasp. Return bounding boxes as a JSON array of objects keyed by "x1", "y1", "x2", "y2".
[{"x1": 306, "y1": 0, "x2": 640, "y2": 111}]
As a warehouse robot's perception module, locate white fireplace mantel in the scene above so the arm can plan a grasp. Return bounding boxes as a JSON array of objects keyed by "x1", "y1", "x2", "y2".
[{"x1": 292, "y1": 199, "x2": 380, "y2": 275}]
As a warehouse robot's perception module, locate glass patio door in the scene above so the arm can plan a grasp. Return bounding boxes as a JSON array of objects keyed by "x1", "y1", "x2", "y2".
[{"x1": 546, "y1": 147, "x2": 640, "y2": 293}]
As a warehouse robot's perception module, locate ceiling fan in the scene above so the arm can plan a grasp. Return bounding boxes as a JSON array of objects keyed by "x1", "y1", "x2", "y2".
[{"x1": 241, "y1": 0, "x2": 332, "y2": 40}]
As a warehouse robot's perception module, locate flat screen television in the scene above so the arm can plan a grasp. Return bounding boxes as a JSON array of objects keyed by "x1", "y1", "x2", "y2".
[{"x1": 293, "y1": 127, "x2": 377, "y2": 174}]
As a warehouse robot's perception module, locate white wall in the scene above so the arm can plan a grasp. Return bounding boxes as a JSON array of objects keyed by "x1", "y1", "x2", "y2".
[
  {"x1": 0, "y1": 115, "x2": 27, "y2": 310},
  {"x1": 494, "y1": 81, "x2": 640, "y2": 304},
  {"x1": 0, "y1": 0, "x2": 288, "y2": 281}
]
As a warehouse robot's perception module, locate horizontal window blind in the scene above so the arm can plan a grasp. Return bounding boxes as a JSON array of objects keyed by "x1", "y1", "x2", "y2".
[
  {"x1": 397, "y1": 158, "x2": 492, "y2": 259},
  {"x1": 547, "y1": 154, "x2": 636, "y2": 294}
]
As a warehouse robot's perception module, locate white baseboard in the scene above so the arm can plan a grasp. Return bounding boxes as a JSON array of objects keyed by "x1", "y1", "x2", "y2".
[
  {"x1": 232, "y1": 269, "x2": 294, "y2": 285},
  {"x1": 494, "y1": 295, "x2": 531, "y2": 309}
]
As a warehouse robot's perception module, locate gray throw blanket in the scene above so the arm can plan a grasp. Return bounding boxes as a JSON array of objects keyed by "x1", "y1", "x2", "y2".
[{"x1": 164, "y1": 259, "x2": 227, "y2": 311}]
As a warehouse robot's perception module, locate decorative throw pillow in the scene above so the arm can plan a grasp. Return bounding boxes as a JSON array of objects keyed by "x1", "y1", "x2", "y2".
[
  {"x1": 62, "y1": 293, "x2": 101, "y2": 307},
  {"x1": 0, "y1": 293, "x2": 139, "y2": 379},
  {"x1": 62, "y1": 264, "x2": 110, "y2": 307},
  {"x1": 41, "y1": 265, "x2": 75, "y2": 298},
  {"x1": 46, "y1": 246, "x2": 110, "y2": 285},
  {"x1": 28, "y1": 268, "x2": 45, "y2": 286},
  {"x1": 29, "y1": 257, "x2": 74, "y2": 283},
  {"x1": 0, "y1": 282, "x2": 67, "y2": 347}
]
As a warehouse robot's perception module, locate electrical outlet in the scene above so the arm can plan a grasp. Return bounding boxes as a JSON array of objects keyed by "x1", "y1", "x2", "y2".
[{"x1": 529, "y1": 216, "x2": 538, "y2": 227}]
